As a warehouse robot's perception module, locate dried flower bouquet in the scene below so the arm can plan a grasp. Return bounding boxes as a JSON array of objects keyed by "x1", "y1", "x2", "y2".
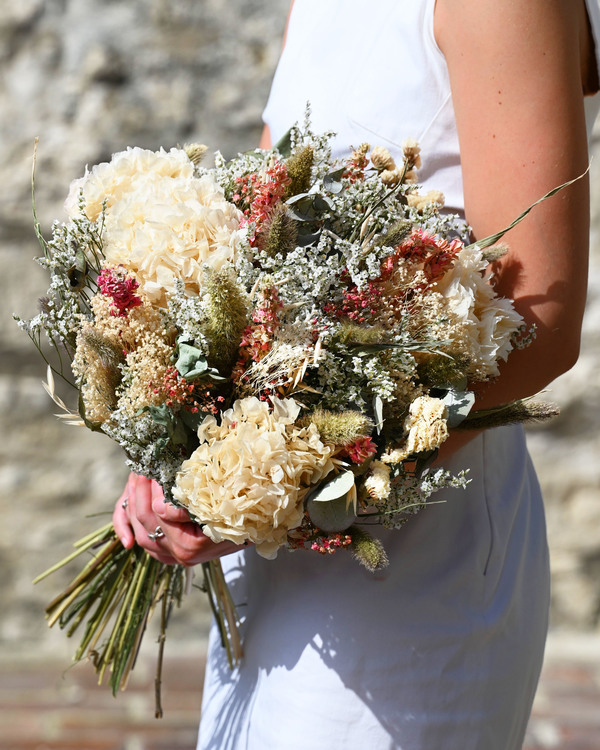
[{"x1": 17, "y1": 116, "x2": 563, "y2": 714}]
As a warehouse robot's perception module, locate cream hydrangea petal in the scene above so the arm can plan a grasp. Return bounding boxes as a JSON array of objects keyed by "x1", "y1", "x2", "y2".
[
  {"x1": 66, "y1": 147, "x2": 244, "y2": 307},
  {"x1": 172, "y1": 397, "x2": 335, "y2": 557},
  {"x1": 434, "y1": 245, "x2": 523, "y2": 378}
]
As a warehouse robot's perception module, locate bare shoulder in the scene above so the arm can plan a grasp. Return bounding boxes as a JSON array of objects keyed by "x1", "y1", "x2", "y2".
[
  {"x1": 434, "y1": 0, "x2": 590, "y2": 231},
  {"x1": 435, "y1": 0, "x2": 583, "y2": 55}
]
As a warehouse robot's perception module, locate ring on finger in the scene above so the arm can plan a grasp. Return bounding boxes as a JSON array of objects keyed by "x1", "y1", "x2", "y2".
[
  {"x1": 148, "y1": 525, "x2": 165, "y2": 542},
  {"x1": 122, "y1": 495, "x2": 129, "y2": 510}
]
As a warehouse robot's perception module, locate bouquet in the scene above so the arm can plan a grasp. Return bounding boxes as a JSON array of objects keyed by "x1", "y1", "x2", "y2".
[{"x1": 17, "y1": 118, "x2": 560, "y2": 715}]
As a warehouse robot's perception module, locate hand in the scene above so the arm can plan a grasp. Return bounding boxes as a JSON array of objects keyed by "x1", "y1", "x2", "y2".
[{"x1": 112, "y1": 472, "x2": 241, "y2": 566}]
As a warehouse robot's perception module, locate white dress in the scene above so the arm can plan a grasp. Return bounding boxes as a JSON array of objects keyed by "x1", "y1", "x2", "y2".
[{"x1": 198, "y1": 2, "x2": 600, "y2": 748}]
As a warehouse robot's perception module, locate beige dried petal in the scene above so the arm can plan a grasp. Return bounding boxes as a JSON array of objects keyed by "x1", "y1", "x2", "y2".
[
  {"x1": 382, "y1": 396, "x2": 448, "y2": 462},
  {"x1": 66, "y1": 147, "x2": 243, "y2": 308},
  {"x1": 370, "y1": 146, "x2": 396, "y2": 172},
  {"x1": 381, "y1": 169, "x2": 401, "y2": 187},
  {"x1": 173, "y1": 397, "x2": 335, "y2": 558},
  {"x1": 364, "y1": 460, "x2": 391, "y2": 501}
]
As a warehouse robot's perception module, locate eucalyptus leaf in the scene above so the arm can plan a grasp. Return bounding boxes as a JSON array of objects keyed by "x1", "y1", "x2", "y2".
[
  {"x1": 307, "y1": 470, "x2": 356, "y2": 503},
  {"x1": 180, "y1": 408, "x2": 208, "y2": 433},
  {"x1": 174, "y1": 342, "x2": 227, "y2": 382},
  {"x1": 323, "y1": 168, "x2": 346, "y2": 194},
  {"x1": 306, "y1": 494, "x2": 357, "y2": 533},
  {"x1": 296, "y1": 229, "x2": 322, "y2": 247},
  {"x1": 312, "y1": 194, "x2": 333, "y2": 212},
  {"x1": 285, "y1": 192, "x2": 332, "y2": 221},
  {"x1": 413, "y1": 449, "x2": 439, "y2": 477},
  {"x1": 442, "y1": 389, "x2": 476, "y2": 428},
  {"x1": 174, "y1": 343, "x2": 208, "y2": 378},
  {"x1": 275, "y1": 128, "x2": 293, "y2": 158},
  {"x1": 142, "y1": 404, "x2": 189, "y2": 446}
]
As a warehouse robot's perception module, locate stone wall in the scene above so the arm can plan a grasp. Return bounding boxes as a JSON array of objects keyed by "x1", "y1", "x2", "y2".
[{"x1": 1, "y1": 0, "x2": 599, "y2": 656}]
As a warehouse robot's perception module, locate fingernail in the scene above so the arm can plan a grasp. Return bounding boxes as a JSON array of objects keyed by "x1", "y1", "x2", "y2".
[{"x1": 153, "y1": 498, "x2": 166, "y2": 515}]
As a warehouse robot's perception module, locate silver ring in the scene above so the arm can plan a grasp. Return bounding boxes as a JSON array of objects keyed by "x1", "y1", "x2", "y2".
[
  {"x1": 148, "y1": 525, "x2": 165, "y2": 542},
  {"x1": 121, "y1": 496, "x2": 129, "y2": 510}
]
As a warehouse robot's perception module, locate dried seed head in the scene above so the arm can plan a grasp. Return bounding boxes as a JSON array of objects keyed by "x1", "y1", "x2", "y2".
[
  {"x1": 370, "y1": 146, "x2": 396, "y2": 172},
  {"x1": 349, "y1": 525, "x2": 389, "y2": 572},
  {"x1": 381, "y1": 169, "x2": 401, "y2": 187},
  {"x1": 481, "y1": 243, "x2": 509, "y2": 263},
  {"x1": 407, "y1": 190, "x2": 445, "y2": 213},
  {"x1": 308, "y1": 409, "x2": 374, "y2": 446},
  {"x1": 203, "y1": 269, "x2": 249, "y2": 374},
  {"x1": 285, "y1": 145, "x2": 314, "y2": 197},
  {"x1": 263, "y1": 203, "x2": 298, "y2": 258},
  {"x1": 402, "y1": 138, "x2": 422, "y2": 169},
  {"x1": 184, "y1": 143, "x2": 208, "y2": 165},
  {"x1": 375, "y1": 220, "x2": 412, "y2": 249}
]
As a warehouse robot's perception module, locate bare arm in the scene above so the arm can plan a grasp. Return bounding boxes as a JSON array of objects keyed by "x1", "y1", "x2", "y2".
[{"x1": 436, "y1": 0, "x2": 591, "y2": 413}]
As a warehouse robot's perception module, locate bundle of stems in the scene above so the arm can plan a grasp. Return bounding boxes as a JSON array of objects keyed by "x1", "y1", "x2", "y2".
[{"x1": 34, "y1": 522, "x2": 241, "y2": 718}]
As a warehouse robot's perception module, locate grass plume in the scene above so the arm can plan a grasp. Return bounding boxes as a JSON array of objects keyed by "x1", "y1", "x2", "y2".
[
  {"x1": 263, "y1": 203, "x2": 298, "y2": 257},
  {"x1": 349, "y1": 525, "x2": 389, "y2": 572},
  {"x1": 285, "y1": 145, "x2": 314, "y2": 198},
  {"x1": 308, "y1": 409, "x2": 373, "y2": 445},
  {"x1": 203, "y1": 269, "x2": 249, "y2": 375},
  {"x1": 456, "y1": 399, "x2": 559, "y2": 431},
  {"x1": 375, "y1": 220, "x2": 412, "y2": 249}
]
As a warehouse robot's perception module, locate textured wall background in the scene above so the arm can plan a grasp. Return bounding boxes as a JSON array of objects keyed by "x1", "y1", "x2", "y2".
[{"x1": 1, "y1": 0, "x2": 599, "y2": 662}]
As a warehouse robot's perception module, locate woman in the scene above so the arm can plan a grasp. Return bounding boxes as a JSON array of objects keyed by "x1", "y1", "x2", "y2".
[{"x1": 114, "y1": 1, "x2": 600, "y2": 747}]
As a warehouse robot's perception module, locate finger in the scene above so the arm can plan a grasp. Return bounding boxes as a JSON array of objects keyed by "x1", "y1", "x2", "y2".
[
  {"x1": 162, "y1": 526, "x2": 242, "y2": 566},
  {"x1": 153, "y1": 499, "x2": 194, "y2": 524},
  {"x1": 113, "y1": 481, "x2": 134, "y2": 549},
  {"x1": 151, "y1": 481, "x2": 195, "y2": 523}
]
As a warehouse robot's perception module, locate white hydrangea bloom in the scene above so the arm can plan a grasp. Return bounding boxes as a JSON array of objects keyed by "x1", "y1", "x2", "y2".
[
  {"x1": 173, "y1": 397, "x2": 335, "y2": 559},
  {"x1": 66, "y1": 147, "x2": 244, "y2": 307},
  {"x1": 434, "y1": 244, "x2": 523, "y2": 378}
]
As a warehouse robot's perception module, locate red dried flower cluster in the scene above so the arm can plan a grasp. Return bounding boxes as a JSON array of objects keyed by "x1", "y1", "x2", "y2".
[
  {"x1": 97, "y1": 266, "x2": 142, "y2": 317},
  {"x1": 310, "y1": 532, "x2": 353, "y2": 555},
  {"x1": 393, "y1": 228, "x2": 462, "y2": 284},
  {"x1": 233, "y1": 162, "x2": 291, "y2": 246},
  {"x1": 342, "y1": 146, "x2": 369, "y2": 183},
  {"x1": 325, "y1": 229, "x2": 463, "y2": 323},
  {"x1": 151, "y1": 366, "x2": 224, "y2": 415},
  {"x1": 233, "y1": 286, "x2": 283, "y2": 385},
  {"x1": 338, "y1": 436, "x2": 378, "y2": 465},
  {"x1": 323, "y1": 271, "x2": 385, "y2": 324},
  {"x1": 287, "y1": 525, "x2": 353, "y2": 556}
]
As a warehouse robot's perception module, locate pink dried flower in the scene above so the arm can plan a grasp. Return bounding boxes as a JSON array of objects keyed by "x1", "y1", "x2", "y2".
[
  {"x1": 97, "y1": 266, "x2": 142, "y2": 317},
  {"x1": 232, "y1": 286, "x2": 283, "y2": 384},
  {"x1": 395, "y1": 228, "x2": 463, "y2": 283},
  {"x1": 311, "y1": 532, "x2": 353, "y2": 555},
  {"x1": 339, "y1": 436, "x2": 378, "y2": 464},
  {"x1": 234, "y1": 162, "x2": 291, "y2": 247}
]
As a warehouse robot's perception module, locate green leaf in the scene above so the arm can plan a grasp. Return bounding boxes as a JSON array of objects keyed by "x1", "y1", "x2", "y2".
[
  {"x1": 174, "y1": 343, "x2": 208, "y2": 378},
  {"x1": 180, "y1": 408, "x2": 207, "y2": 433},
  {"x1": 285, "y1": 192, "x2": 332, "y2": 221},
  {"x1": 142, "y1": 404, "x2": 188, "y2": 446},
  {"x1": 306, "y1": 494, "x2": 357, "y2": 533},
  {"x1": 442, "y1": 389, "x2": 476, "y2": 428},
  {"x1": 308, "y1": 470, "x2": 356, "y2": 503},
  {"x1": 275, "y1": 128, "x2": 293, "y2": 158},
  {"x1": 323, "y1": 168, "x2": 346, "y2": 195},
  {"x1": 413, "y1": 449, "x2": 439, "y2": 477},
  {"x1": 296, "y1": 229, "x2": 322, "y2": 247},
  {"x1": 174, "y1": 342, "x2": 227, "y2": 382}
]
